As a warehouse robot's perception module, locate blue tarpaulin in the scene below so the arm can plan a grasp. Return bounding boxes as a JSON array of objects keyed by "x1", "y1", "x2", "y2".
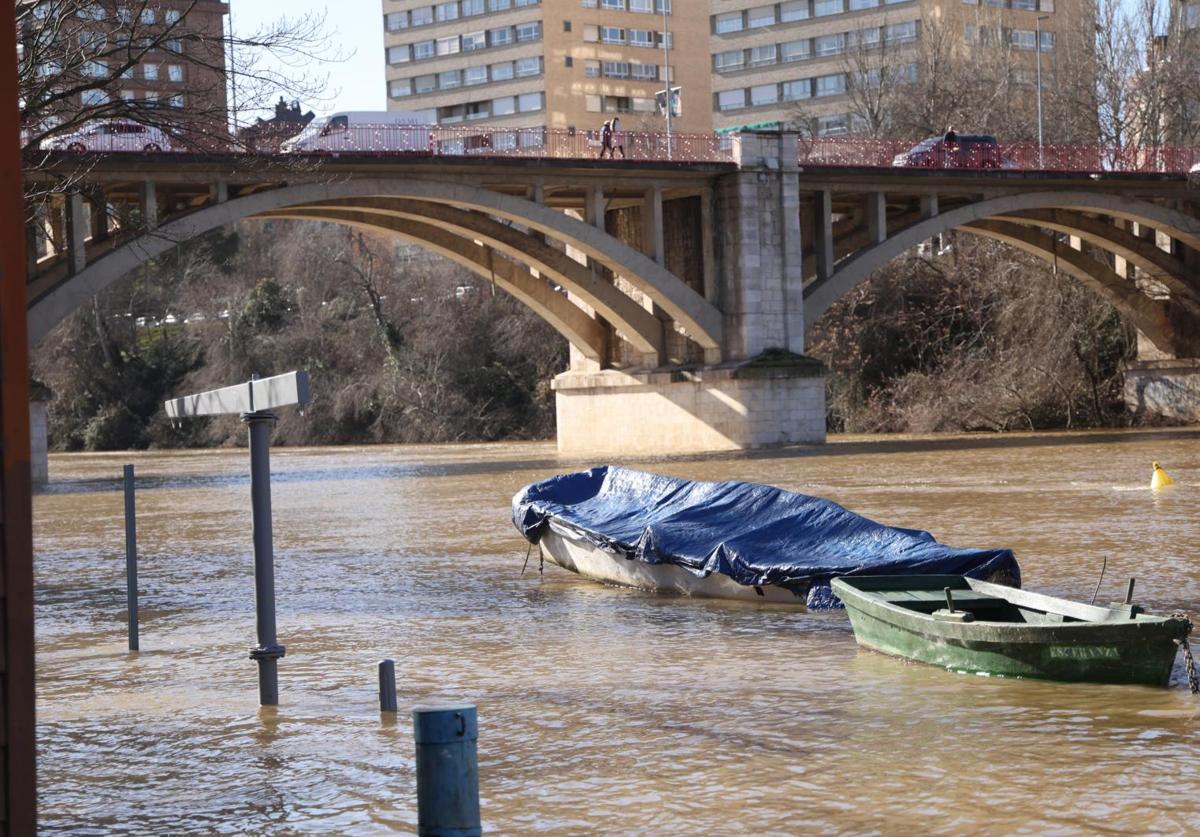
[{"x1": 512, "y1": 466, "x2": 1021, "y2": 608}]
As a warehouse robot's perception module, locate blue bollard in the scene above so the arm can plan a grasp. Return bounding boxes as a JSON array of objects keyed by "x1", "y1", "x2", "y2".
[{"x1": 413, "y1": 704, "x2": 480, "y2": 837}]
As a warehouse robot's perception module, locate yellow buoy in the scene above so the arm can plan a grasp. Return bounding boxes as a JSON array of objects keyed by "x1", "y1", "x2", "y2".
[{"x1": 1151, "y1": 461, "x2": 1175, "y2": 490}]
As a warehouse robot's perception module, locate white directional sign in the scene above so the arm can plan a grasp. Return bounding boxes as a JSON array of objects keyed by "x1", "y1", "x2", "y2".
[{"x1": 164, "y1": 370, "x2": 310, "y2": 418}]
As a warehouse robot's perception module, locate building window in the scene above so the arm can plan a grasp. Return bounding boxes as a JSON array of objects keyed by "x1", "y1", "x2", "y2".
[
  {"x1": 815, "y1": 33, "x2": 844, "y2": 55},
  {"x1": 815, "y1": 0, "x2": 844, "y2": 14},
  {"x1": 749, "y1": 44, "x2": 777, "y2": 66},
  {"x1": 782, "y1": 79, "x2": 811, "y2": 99},
  {"x1": 886, "y1": 21, "x2": 917, "y2": 42},
  {"x1": 747, "y1": 5, "x2": 776, "y2": 26},
  {"x1": 714, "y1": 49, "x2": 745, "y2": 71},
  {"x1": 142, "y1": 62, "x2": 158, "y2": 80},
  {"x1": 515, "y1": 0, "x2": 539, "y2": 6},
  {"x1": 516, "y1": 56, "x2": 541, "y2": 76},
  {"x1": 781, "y1": 39, "x2": 810, "y2": 61},
  {"x1": 815, "y1": 73, "x2": 846, "y2": 96},
  {"x1": 83, "y1": 59, "x2": 107, "y2": 77},
  {"x1": 817, "y1": 114, "x2": 849, "y2": 135},
  {"x1": 388, "y1": 45, "x2": 410, "y2": 63},
  {"x1": 413, "y1": 40, "x2": 435, "y2": 59},
  {"x1": 390, "y1": 79, "x2": 413, "y2": 97},
  {"x1": 563, "y1": 19, "x2": 572, "y2": 31},
  {"x1": 462, "y1": 31, "x2": 487, "y2": 50},
  {"x1": 411, "y1": 6, "x2": 435, "y2": 25},
  {"x1": 714, "y1": 12, "x2": 744, "y2": 33},
  {"x1": 489, "y1": 0, "x2": 512, "y2": 9},
  {"x1": 165, "y1": 9, "x2": 181, "y2": 24},
  {"x1": 1039, "y1": 31, "x2": 1055, "y2": 50},
  {"x1": 630, "y1": 0, "x2": 653, "y2": 10},
  {"x1": 491, "y1": 61, "x2": 514, "y2": 80},
  {"x1": 585, "y1": 94, "x2": 602, "y2": 112},
  {"x1": 603, "y1": 61, "x2": 630, "y2": 77},
  {"x1": 167, "y1": 64, "x2": 183, "y2": 82},
  {"x1": 462, "y1": 0, "x2": 486, "y2": 14},
  {"x1": 165, "y1": 39, "x2": 183, "y2": 54},
  {"x1": 518, "y1": 92, "x2": 543, "y2": 112},
  {"x1": 750, "y1": 83, "x2": 778, "y2": 105},
  {"x1": 850, "y1": 0, "x2": 879, "y2": 8},
  {"x1": 1011, "y1": 29, "x2": 1035, "y2": 49},
  {"x1": 439, "y1": 69, "x2": 462, "y2": 88},
  {"x1": 629, "y1": 29, "x2": 654, "y2": 46},
  {"x1": 435, "y1": 1, "x2": 459, "y2": 21},
  {"x1": 415, "y1": 74, "x2": 436, "y2": 93},
  {"x1": 493, "y1": 95, "x2": 516, "y2": 115},
  {"x1": 385, "y1": 12, "x2": 408, "y2": 31},
  {"x1": 168, "y1": 94, "x2": 184, "y2": 107},
  {"x1": 464, "y1": 65, "x2": 488, "y2": 84},
  {"x1": 584, "y1": 60, "x2": 600, "y2": 77},
  {"x1": 717, "y1": 89, "x2": 745, "y2": 110},
  {"x1": 436, "y1": 35, "x2": 460, "y2": 55},
  {"x1": 632, "y1": 62, "x2": 658, "y2": 79},
  {"x1": 82, "y1": 89, "x2": 109, "y2": 105},
  {"x1": 602, "y1": 0, "x2": 625, "y2": 7},
  {"x1": 515, "y1": 21, "x2": 542, "y2": 41},
  {"x1": 780, "y1": 0, "x2": 809, "y2": 19},
  {"x1": 140, "y1": 8, "x2": 155, "y2": 23},
  {"x1": 600, "y1": 26, "x2": 625, "y2": 43}
]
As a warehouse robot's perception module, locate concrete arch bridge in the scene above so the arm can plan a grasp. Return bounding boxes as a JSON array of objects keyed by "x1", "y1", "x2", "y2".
[{"x1": 22, "y1": 132, "x2": 1200, "y2": 458}]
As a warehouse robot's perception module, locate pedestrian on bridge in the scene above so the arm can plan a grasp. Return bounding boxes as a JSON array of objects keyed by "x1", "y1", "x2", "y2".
[
  {"x1": 599, "y1": 120, "x2": 614, "y2": 159},
  {"x1": 611, "y1": 117, "x2": 626, "y2": 159}
]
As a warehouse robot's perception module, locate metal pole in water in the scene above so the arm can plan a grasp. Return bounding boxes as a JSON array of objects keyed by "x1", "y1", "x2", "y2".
[
  {"x1": 244, "y1": 410, "x2": 285, "y2": 706},
  {"x1": 379, "y1": 659, "x2": 398, "y2": 713},
  {"x1": 123, "y1": 464, "x2": 139, "y2": 652},
  {"x1": 413, "y1": 704, "x2": 481, "y2": 837},
  {"x1": 943, "y1": 587, "x2": 955, "y2": 613},
  {"x1": 1125, "y1": 577, "x2": 1136, "y2": 605}
]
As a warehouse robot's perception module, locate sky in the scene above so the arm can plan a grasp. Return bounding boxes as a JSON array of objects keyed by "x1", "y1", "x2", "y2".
[{"x1": 230, "y1": 0, "x2": 387, "y2": 119}]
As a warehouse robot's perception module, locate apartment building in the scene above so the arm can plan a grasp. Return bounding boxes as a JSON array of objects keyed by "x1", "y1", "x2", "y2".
[
  {"x1": 709, "y1": 0, "x2": 1081, "y2": 135},
  {"x1": 382, "y1": 0, "x2": 712, "y2": 133},
  {"x1": 19, "y1": 0, "x2": 229, "y2": 125}
]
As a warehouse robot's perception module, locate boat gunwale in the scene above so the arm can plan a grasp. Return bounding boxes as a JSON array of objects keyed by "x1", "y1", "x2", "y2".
[{"x1": 830, "y1": 576, "x2": 1191, "y2": 644}]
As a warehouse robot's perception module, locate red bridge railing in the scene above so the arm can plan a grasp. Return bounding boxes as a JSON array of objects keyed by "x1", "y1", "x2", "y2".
[
  {"x1": 797, "y1": 137, "x2": 1200, "y2": 175},
  {"x1": 32, "y1": 123, "x2": 1200, "y2": 175}
]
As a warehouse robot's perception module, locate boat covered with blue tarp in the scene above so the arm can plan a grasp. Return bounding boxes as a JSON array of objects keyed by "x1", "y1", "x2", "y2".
[{"x1": 512, "y1": 466, "x2": 1021, "y2": 608}]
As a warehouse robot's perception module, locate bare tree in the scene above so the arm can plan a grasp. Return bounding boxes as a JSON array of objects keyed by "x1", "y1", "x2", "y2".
[{"x1": 16, "y1": 0, "x2": 341, "y2": 152}]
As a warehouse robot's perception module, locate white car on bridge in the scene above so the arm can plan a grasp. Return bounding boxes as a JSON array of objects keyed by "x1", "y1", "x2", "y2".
[
  {"x1": 282, "y1": 110, "x2": 435, "y2": 154},
  {"x1": 42, "y1": 121, "x2": 173, "y2": 153}
]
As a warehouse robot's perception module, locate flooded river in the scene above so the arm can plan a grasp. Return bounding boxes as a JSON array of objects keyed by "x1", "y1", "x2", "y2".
[{"x1": 33, "y1": 429, "x2": 1200, "y2": 834}]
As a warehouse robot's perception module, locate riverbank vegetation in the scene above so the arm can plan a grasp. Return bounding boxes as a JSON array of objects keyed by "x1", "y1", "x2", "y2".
[
  {"x1": 33, "y1": 222, "x2": 565, "y2": 450},
  {"x1": 34, "y1": 218, "x2": 1148, "y2": 451}
]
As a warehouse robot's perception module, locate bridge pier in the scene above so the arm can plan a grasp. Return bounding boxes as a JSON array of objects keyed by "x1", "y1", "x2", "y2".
[{"x1": 554, "y1": 131, "x2": 826, "y2": 456}]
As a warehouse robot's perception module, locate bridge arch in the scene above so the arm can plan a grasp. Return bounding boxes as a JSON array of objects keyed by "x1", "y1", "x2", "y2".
[
  {"x1": 803, "y1": 191, "x2": 1200, "y2": 354},
  {"x1": 28, "y1": 178, "x2": 723, "y2": 355}
]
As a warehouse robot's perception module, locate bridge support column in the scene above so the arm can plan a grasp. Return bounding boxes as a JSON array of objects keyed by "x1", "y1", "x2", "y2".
[
  {"x1": 141, "y1": 181, "x2": 158, "y2": 230},
  {"x1": 64, "y1": 192, "x2": 87, "y2": 275}
]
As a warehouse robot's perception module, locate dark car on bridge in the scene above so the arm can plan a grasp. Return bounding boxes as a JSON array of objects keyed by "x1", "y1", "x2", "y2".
[{"x1": 892, "y1": 132, "x2": 1008, "y2": 169}]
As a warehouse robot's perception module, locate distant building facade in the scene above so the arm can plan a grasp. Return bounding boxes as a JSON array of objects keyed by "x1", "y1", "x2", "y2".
[
  {"x1": 238, "y1": 97, "x2": 316, "y2": 151},
  {"x1": 708, "y1": 0, "x2": 1087, "y2": 136},
  {"x1": 381, "y1": 0, "x2": 713, "y2": 134},
  {"x1": 18, "y1": 0, "x2": 230, "y2": 135}
]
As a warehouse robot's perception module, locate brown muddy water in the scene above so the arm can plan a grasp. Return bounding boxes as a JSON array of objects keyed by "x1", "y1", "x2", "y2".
[{"x1": 33, "y1": 429, "x2": 1200, "y2": 834}]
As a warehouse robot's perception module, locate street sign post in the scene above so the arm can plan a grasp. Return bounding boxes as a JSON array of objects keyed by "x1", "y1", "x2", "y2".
[{"x1": 164, "y1": 371, "x2": 310, "y2": 705}]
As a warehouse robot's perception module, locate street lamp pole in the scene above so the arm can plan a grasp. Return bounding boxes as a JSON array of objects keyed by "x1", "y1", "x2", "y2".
[
  {"x1": 1035, "y1": 14, "x2": 1050, "y2": 169},
  {"x1": 662, "y1": 0, "x2": 672, "y2": 159}
]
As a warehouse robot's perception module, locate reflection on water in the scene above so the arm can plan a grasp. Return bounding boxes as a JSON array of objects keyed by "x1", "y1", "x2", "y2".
[{"x1": 34, "y1": 429, "x2": 1200, "y2": 833}]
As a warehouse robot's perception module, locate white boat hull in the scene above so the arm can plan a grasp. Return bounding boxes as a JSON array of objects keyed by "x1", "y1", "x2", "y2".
[{"x1": 538, "y1": 528, "x2": 807, "y2": 606}]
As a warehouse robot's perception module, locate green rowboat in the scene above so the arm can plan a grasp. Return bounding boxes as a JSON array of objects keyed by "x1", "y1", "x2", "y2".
[{"x1": 831, "y1": 575, "x2": 1192, "y2": 687}]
